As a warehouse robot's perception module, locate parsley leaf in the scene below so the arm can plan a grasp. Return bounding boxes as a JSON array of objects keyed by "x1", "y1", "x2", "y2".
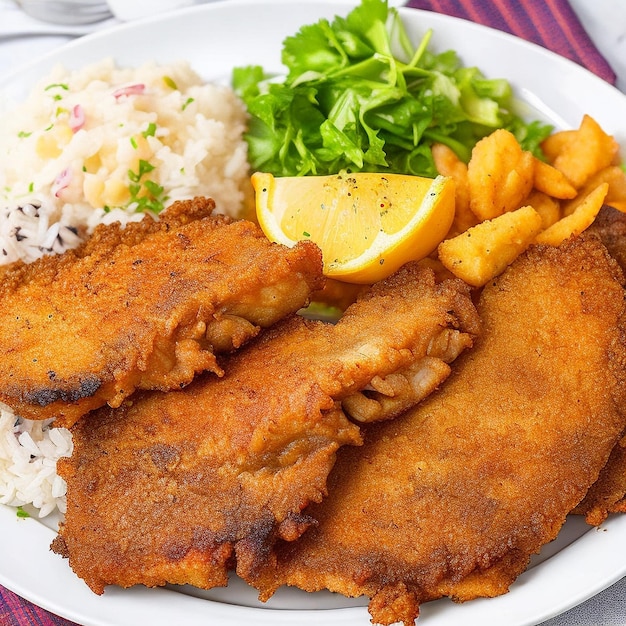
[
  {"x1": 16, "y1": 506, "x2": 30, "y2": 519},
  {"x1": 126, "y1": 160, "x2": 167, "y2": 213}
]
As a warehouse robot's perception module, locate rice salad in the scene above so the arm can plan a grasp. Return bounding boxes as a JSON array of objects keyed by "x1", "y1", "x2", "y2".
[
  {"x1": 0, "y1": 58, "x2": 252, "y2": 517},
  {"x1": 0, "y1": 57, "x2": 250, "y2": 264}
]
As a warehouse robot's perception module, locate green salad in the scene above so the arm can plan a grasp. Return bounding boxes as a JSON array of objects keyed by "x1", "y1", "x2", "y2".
[{"x1": 232, "y1": 0, "x2": 552, "y2": 178}]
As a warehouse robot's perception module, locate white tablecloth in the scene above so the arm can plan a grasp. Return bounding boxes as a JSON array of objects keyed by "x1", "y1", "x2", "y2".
[{"x1": 0, "y1": 0, "x2": 625, "y2": 624}]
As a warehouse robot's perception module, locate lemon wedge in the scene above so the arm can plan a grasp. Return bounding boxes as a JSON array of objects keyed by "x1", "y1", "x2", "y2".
[{"x1": 252, "y1": 171, "x2": 455, "y2": 284}]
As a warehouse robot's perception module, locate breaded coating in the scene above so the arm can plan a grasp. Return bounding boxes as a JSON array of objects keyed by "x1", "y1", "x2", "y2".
[
  {"x1": 0, "y1": 197, "x2": 324, "y2": 427},
  {"x1": 51, "y1": 263, "x2": 480, "y2": 596},
  {"x1": 574, "y1": 435, "x2": 626, "y2": 525},
  {"x1": 253, "y1": 237, "x2": 626, "y2": 626},
  {"x1": 588, "y1": 205, "x2": 626, "y2": 268},
  {"x1": 573, "y1": 206, "x2": 626, "y2": 524}
]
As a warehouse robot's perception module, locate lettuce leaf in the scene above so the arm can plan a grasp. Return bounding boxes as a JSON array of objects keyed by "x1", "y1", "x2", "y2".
[{"x1": 232, "y1": 0, "x2": 552, "y2": 177}]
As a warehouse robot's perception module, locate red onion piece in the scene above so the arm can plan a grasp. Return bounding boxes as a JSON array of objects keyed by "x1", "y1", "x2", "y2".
[
  {"x1": 69, "y1": 104, "x2": 85, "y2": 132},
  {"x1": 52, "y1": 168, "x2": 72, "y2": 198},
  {"x1": 112, "y1": 83, "x2": 146, "y2": 99}
]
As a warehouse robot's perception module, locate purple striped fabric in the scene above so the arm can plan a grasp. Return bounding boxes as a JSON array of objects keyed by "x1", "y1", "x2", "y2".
[
  {"x1": 0, "y1": 586, "x2": 77, "y2": 626},
  {"x1": 0, "y1": 2, "x2": 616, "y2": 625},
  {"x1": 405, "y1": 0, "x2": 617, "y2": 84}
]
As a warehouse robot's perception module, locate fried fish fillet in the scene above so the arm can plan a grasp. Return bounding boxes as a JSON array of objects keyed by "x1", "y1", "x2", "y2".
[
  {"x1": 252, "y1": 236, "x2": 626, "y2": 626},
  {"x1": 573, "y1": 206, "x2": 626, "y2": 524},
  {"x1": 0, "y1": 197, "x2": 324, "y2": 427},
  {"x1": 51, "y1": 263, "x2": 480, "y2": 595}
]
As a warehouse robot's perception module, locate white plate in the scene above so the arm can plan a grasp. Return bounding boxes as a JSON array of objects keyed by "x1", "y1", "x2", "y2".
[{"x1": 1, "y1": 2, "x2": 626, "y2": 625}]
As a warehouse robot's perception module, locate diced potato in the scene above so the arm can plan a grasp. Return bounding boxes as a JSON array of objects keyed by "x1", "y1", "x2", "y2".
[
  {"x1": 436, "y1": 119, "x2": 623, "y2": 286},
  {"x1": 450, "y1": 195, "x2": 480, "y2": 237},
  {"x1": 551, "y1": 115, "x2": 619, "y2": 188},
  {"x1": 35, "y1": 124, "x2": 73, "y2": 159},
  {"x1": 468, "y1": 129, "x2": 534, "y2": 221},
  {"x1": 533, "y1": 157, "x2": 577, "y2": 199},
  {"x1": 541, "y1": 129, "x2": 576, "y2": 162},
  {"x1": 601, "y1": 166, "x2": 626, "y2": 203},
  {"x1": 83, "y1": 173, "x2": 105, "y2": 208},
  {"x1": 438, "y1": 205, "x2": 543, "y2": 287},
  {"x1": 562, "y1": 165, "x2": 626, "y2": 216},
  {"x1": 83, "y1": 153, "x2": 102, "y2": 174},
  {"x1": 102, "y1": 178, "x2": 131, "y2": 207},
  {"x1": 535, "y1": 183, "x2": 609, "y2": 246},
  {"x1": 524, "y1": 190, "x2": 561, "y2": 229}
]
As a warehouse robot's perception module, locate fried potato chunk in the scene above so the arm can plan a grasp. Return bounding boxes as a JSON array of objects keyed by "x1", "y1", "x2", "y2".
[
  {"x1": 436, "y1": 116, "x2": 623, "y2": 285},
  {"x1": 467, "y1": 129, "x2": 534, "y2": 221},
  {"x1": 535, "y1": 183, "x2": 608, "y2": 246},
  {"x1": 524, "y1": 189, "x2": 562, "y2": 229},
  {"x1": 563, "y1": 165, "x2": 626, "y2": 216},
  {"x1": 438, "y1": 205, "x2": 542, "y2": 287},
  {"x1": 541, "y1": 129, "x2": 575, "y2": 162},
  {"x1": 532, "y1": 157, "x2": 577, "y2": 199},
  {"x1": 549, "y1": 114, "x2": 619, "y2": 188},
  {"x1": 432, "y1": 143, "x2": 476, "y2": 236}
]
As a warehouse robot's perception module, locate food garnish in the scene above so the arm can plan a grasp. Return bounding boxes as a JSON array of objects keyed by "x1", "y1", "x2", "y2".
[
  {"x1": 233, "y1": 0, "x2": 552, "y2": 178},
  {"x1": 252, "y1": 171, "x2": 454, "y2": 283},
  {"x1": 16, "y1": 506, "x2": 30, "y2": 519}
]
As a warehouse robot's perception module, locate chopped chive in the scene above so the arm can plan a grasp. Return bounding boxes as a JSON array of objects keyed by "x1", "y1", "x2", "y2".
[
  {"x1": 44, "y1": 83, "x2": 69, "y2": 91},
  {"x1": 142, "y1": 122, "x2": 157, "y2": 138}
]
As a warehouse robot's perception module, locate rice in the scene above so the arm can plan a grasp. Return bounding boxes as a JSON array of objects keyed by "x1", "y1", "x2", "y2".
[
  {"x1": 0, "y1": 57, "x2": 250, "y2": 265},
  {"x1": 0, "y1": 58, "x2": 252, "y2": 516},
  {"x1": 0, "y1": 405, "x2": 72, "y2": 518}
]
